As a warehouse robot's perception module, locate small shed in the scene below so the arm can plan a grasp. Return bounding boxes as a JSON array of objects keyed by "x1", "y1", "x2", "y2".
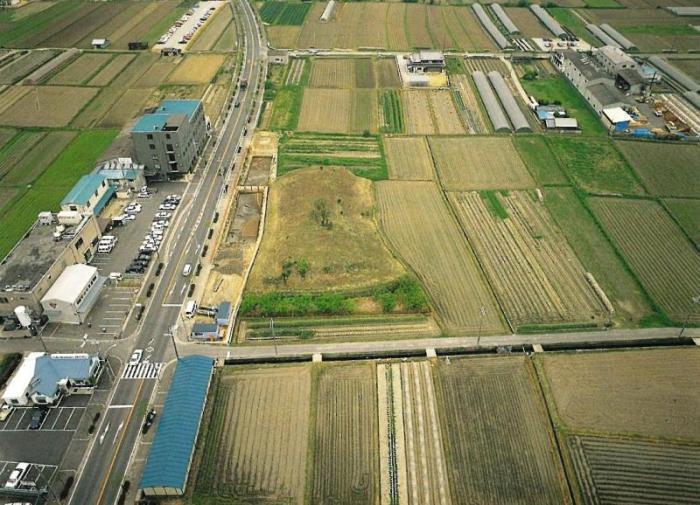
[
  {"x1": 603, "y1": 107, "x2": 632, "y2": 132},
  {"x1": 216, "y1": 302, "x2": 231, "y2": 326},
  {"x1": 91, "y1": 38, "x2": 110, "y2": 49},
  {"x1": 191, "y1": 323, "x2": 219, "y2": 341}
]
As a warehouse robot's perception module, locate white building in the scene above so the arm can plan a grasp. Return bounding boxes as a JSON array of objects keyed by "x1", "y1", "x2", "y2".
[
  {"x1": 40, "y1": 264, "x2": 104, "y2": 324},
  {"x1": 2, "y1": 353, "x2": 101, "y2": 406}
]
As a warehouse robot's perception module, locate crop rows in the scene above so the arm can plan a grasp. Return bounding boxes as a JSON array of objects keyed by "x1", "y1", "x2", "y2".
[
  {"x1": 376, "y1": 181, "x2": 505, "y2": 333},
  {"x1": 449, "y1": 191, "x2": 604, "y2": 328},
  {"x1": 568, "y1": 435, "x2": 700, "y2": 505},
  {"x1": 0, "y1": 50, "x2": 58, "y2": 85},
  {"x1": 383, "y1": 137, "x2": 434, "y2": 181},
  {"x1": 261, "y1": 1, "x2": 310, "y2": 26},
  {"x1": 380, "y1": 89, "x2": 404, "y2": 134},
  {"x1": 285, "y1": 58, "x2": 306, "y2": 86},
  {"x1": 590, "y1": 198, "x2": 700, "y2": 323}
]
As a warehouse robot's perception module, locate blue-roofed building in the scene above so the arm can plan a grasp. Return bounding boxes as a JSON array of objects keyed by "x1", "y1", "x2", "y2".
[
  {"x1": 131, "y1": 99, "x2": 208, "y2": 180},
  {"x1": 140, "y1": 355, "x2": 214, "y2": 497},
  {"x1": 60, "y1": 173, "x2": 115, "y2": 217},
  {"x1": 94, "y1": 157, "x2": 146, "y2": 193}
]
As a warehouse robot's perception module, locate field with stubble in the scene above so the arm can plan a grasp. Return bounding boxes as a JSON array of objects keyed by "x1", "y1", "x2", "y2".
[
  {"x1": 402, "y1": 90, "x2": 465, "y2": 135},
  {"x1": 376, "y1": 181, "x2": 505, "y2": 333},
  {"x1": 0, "y1": 86, "x2": 98, "y2": 127},
  {"x1": 194, "y1": 366, "x2": 311, "y2": 504},
  {"x1": 383, "y1": 136, "x2": 435, "y2": 181}
]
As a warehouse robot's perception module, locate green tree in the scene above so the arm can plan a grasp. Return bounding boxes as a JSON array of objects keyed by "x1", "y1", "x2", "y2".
[{"x1": 297, "y1": 257, "x2": 309, "y2": 279}]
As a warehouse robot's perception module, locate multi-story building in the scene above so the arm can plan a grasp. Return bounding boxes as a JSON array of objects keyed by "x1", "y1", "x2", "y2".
[{"x1": 131, "y1": 100, "x2": 208, "y2": 180}]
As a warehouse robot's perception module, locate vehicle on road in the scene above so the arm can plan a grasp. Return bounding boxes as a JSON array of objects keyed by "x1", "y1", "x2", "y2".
[
  {"x1": 182, "y1": 263, "x2": 192, "y2": 276},
  {"x1": 0, "y1": 403, "x2": 14, "y2": 421},
  {"x1": 4, "y1": 462, "x2": 30, "y2": 488},
  {"x1": 142, "y1": 409, "x2": 157, "y2": 434},
  {"x1": 28, "y1": 408, "x2": 47, "y2": 430},
  {"x1": 129, "y1": 349, "x2": 143, "y2": 366},
  {"x1": 185, "y1": 300, "x2": 197, "y2": 318}
]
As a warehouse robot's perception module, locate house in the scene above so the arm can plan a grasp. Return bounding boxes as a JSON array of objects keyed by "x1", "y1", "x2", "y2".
[
  {"x1": 406, "y1": 51, "x2": 445, "y2": 73},
  {"x1": 40, "y1": 264, "x2": 105, "y2": 324},
  {"x1": 61, "y1": 173, "x2": 115, "y2": 217},
  {"x1": 2, "y1": 353, "x2": 101, "y2": 406},
  {"x1": 190, "y1": 323, "x2": 219, "y2": 341},
  {"x1": 131, "y1": 100, "x2": 208, "y2": 180}
]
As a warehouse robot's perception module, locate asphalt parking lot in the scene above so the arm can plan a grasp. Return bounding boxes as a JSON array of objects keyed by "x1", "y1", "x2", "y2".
[
  {"x1": 0, "y1": 406, "x2": 84, "y2": 432},
  {"x1": 0, "y1": 460, "x2": 57, "y2": 494}
]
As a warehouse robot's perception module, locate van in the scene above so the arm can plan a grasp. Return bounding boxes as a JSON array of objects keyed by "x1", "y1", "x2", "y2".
[
  {"x1": 182, "y1": 263, "x2": 192, "y2": 276},
  {"x1": 185, "y1": 300, "x2": 197, "y2": 318}
]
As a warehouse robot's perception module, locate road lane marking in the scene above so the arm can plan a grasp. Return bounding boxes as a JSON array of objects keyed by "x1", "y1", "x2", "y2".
[{"x1": 108, "y1": 405, "x2": 134, "y2": 409}]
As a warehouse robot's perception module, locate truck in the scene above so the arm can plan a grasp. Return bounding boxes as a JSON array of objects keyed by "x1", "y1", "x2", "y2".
[{"x1": 239, "y1": 78, "x2": 248, "y2": 89}]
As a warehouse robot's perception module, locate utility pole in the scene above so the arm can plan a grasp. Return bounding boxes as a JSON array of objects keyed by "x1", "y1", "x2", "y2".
[
  {"x1": 476, "y1": 306, "x2": 486, "y2": 349},
  {"x1": 678, "y1": 295, "x2": 700, "y2": 339},
  {"x1": 169, "y1": 325, "x2": 180, "y2": 361}
]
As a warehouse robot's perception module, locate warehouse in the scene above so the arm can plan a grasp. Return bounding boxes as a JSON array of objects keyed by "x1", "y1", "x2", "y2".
[
  {"x1": 140, "y1": 356, "x2": 214, "y2": 497},
  {"x1": 2, "y1": 352, "x2": 101, "y2": 406},
  {"x1": 40, "y1": 264, "x2": 105, "y2": 325},
  {"x1": 61, "y1": 173, "x2": 115, "y2": 217},
  {"x1": 0, "y1": 213, "x2": 101, "y2": 321}
]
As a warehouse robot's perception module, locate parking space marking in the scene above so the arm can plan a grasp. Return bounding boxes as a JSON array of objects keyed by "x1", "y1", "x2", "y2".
[
  {"x1": 0, "y1": 461, "x2": 58, "y2": 490},
  {"x1": 0, "y1": 407, "x2": 84, "y2": 432}
]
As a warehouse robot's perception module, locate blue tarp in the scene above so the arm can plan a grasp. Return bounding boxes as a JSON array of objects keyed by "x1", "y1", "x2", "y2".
[{"x1": 139, "y1": 355, "x2": 214, "y2": 496}]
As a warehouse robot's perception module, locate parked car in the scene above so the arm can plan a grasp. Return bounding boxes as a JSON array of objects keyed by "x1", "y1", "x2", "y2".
[
  {"x1": 28, "y1": 408, "x2": 47, "y2": 430},
  {"x1": 154, "y1": 212, "x2": 171, "y2": 219},
  {"x1": 4, "y1": 462, "x2": 30, "y2": 488},
  {"x1": 129, "y1": 349, "x2": 143, "y2": 366},
  {"x1": 0, "y1": 403, "x2": 14, "y2": 421}
]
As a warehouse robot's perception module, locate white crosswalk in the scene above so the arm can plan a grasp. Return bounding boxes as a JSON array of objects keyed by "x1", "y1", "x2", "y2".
[{"x1": 121, "y1": 361, "x2": 162, "y2": 380}]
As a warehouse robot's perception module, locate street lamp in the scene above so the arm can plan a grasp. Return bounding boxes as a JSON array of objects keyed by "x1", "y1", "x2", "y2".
[{"x1": 678, "y1": 295, "x2": 700, "y2": 339}]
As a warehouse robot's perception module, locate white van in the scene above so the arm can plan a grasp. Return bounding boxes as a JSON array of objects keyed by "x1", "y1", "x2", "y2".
[
  {"x1": 182, "y1": 263, "x2": 192, "y2": 276},
  {"x1": 185, "y1": 300, "x2": 197, "y2": 318}
]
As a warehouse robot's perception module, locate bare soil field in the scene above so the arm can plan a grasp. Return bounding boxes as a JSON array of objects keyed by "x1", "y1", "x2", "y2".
[
  {"x1": 405, "y1": 4, "x2": 433, "y2": 49},
  {"x1": 383, "y1": 136, "x2": 435, "y2": 181},
  {"x1": 133, "y1": 58, "x2": 180, "y2": 87},
  {"x1": 248, "y1": 167, "x2": 405, "y2": 293},
  {"x1": 375, "y1": 58, "x2": 401, "y2": 88},
  {"x1": 429, "y1": 137, "x2": 534, "y2": 190},
  {"x1": 87, "y1": 53, "x2": 135, "y2": 87},
  {"x1": 433, "y1": 356, "x2": 571, "y2": 505},
  {"x1": 567, "y1": 435, "x2": 700, "y2": 505},
  {"x1": 453, "y1": 7, "x2": 496, "y2": 51},
  {"x1": 98, "y1": 87, "x2": 154, "y2": 128},
  {"x1": 539, "y1": 348, "x2": 700, "y2": 439},
  {"x1": 0, "y1": 87, "x2": 30, "y2": 115},
  {"x1": 167, "y1": 54, "x2": 226, "y2": 85},
  {"x1": 504, "y1": 7, "x2": 552, "y2": 38},
  {"x1": 49, "y1": 52, "x2": 112, "y2": 85},
  {"x1": 298, "y1": 88, "x2": 376, "y2": 134},
  {"x1": 376, "y1": 181, "x2": 505, "y2": 333},
  {"x1": 267, "y1": 26, "x2": 301, "y2": 49},
  {"x1": 449, "y1": 191, "x2": 605, "y2": 328},
  {"x1": 664, "y1": 198, "x2": 700, "y2": 247},
  {"x1": 309, "y1": 59, "x2": 356, "y2": 88},
  {"x1": 0, "y1": 86, "x2": 97, "y2": 127},
  {"x1": 195, "y1": 366, "x2": 310, "y2": 504},
  {"x1": 402, "y1": 90, "x2": 463, "y2": 135},
  {"x1": 336, "y1": 2, "x2": 387, "y2": 49},
  {"x1": 386, "y1": 3, "x2": 409, "y2": 50},
  {"x1": 589, "y1": 197, "x2": 700, "y2": 323},
  {"x1": 190, "y1": 5, "x2": 233, "y2": 51},
  {"x1": 310, "y1": 363, "x2": 379, "y2": 504},
  {"x1": 616, "y1": 140, "x2": 700, "y2": 198}
]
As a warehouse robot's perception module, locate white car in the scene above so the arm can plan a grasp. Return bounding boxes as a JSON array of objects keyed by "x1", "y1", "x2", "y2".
[
  {"x1": 154, "y1": 212, "x2": 171, "y2": 219},
  {"x1": 0, "y1": 403, "x2": 13, "y2": 421},
  {"x1": 4, "y1": 462, "x2": 29, "y2": 489},
  {"x1": 129, "y1": 350, "x2": 143, "y2": 366},
  {"x1": 124, "y1": 214, "x2": 137, "y2": 221},
  {"x1": 159, "y1": 204, "x2": 176, "y2": 211}
]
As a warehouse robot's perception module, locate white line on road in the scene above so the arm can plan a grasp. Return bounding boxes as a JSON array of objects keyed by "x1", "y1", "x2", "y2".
[
  {"x1": 107, "y1": 405, "x2": 134, "y2": 409},
  {"x1": 161, "y1": 303, "x2": 182, "y2": 307}
]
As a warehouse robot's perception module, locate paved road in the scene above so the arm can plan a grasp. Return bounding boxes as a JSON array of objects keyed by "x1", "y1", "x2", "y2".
[
  {"x1": 67, "y1": 2, "x2": 266, "y2": 504},
  {"x1": 184, "y1": 327, "x2": 700, "y2": 361}
]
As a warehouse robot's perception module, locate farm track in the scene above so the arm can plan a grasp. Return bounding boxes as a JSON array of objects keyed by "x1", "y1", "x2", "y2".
[
  {"x1": 376, "y1": 181, "x2": 505, "y2": 333},
  {"x1": 449, "y1": 191, "x2": 604, "y2": 327},
  {"x1": 285, "y1": 59, "x2": 305, "y2": 86},
  {"x1": 590, "y1": 198, "x2": 700, "y2": 323}
]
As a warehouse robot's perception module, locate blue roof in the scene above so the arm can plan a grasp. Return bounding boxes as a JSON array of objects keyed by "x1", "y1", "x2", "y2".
[
  {"x1": 33, "y1": 355, "x2": 98, "y2": 397},
  {"x1": 61, "y1": 173, "x2": 107, "y2": 206},
  {"x1": 131, "y1": 100, "x2": 201, "y2": 133},
  {"x1": 140, "y1": 355, "x2": 214, "y2": 494}
]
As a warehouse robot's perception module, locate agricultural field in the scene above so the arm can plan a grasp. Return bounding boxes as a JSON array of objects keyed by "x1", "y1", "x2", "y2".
[
  {"x1": 247, "y1": 167, "x2": 405, "y2": 293},
  {"x1": 543, "y1": 187, "x2": 655, "y2": 325},
  {"x1": 87, "y1": 53, "x2": 135, "y2": 87},
  {"x1": 49, "y1": 52, "x2": 112, "y2": 85},
  {"x1": 567, "y1": 435, "x2": 700, "y2": 505},
  {"x1": 429, "y1": 137, "x2": 534, "y2": 190},
  {"x1": 297, "y1": 88, "x2": 377, "y2": 134},
  {"x1": 513, "y1": 135, "x2": 568, "y2": 185},
  {"x1": 539, "y1": 348, "x2": 700, "y2": 439},
  {"x1": 194, "y1": 366, "x2": 310, "y2": 504},
  {"x1": 383, "y1": 137, "x2": 434, "y2": 181},
  {"x1": 379, "y1": 89, "x2": 404, "y2": 134},
  {"x1": 167, "y1": 54, "x2": 226, "y2": 85},
  {"x1": 402, "y1": 90, "x2": 465, "y2": 135},
  {"x1": 376, "y1": 181, "x2": 505, "y2": 333},
  {"x1": 260, "y1": 1, "x2": 311, "y2": 26},
  {"x1": 616, "y1": 140, "x2": 700, "y2": 198},
  {"x1": 0, "y1": 49, "x2": 58, "y2": 85},
  {"x1": 663, "y1": 198, "x2": 700, "y2": 247},
  {"x1": 310, "y1": 363, "x2": 379, "y2": 504},
  {"x1": 278, "y1": 133, "x2": 386, "y2": 180},
  {"x1": 0, "y1": 130, "x2": 117, "y2": 258},
  {"x1": 0, "y1": 131, "x2": 76, "y2": 186},
  {"x1": 0, "y1": 85, "x2": 98, "y2": 127},
  {"x1": 449, "y1": 191, "x2": 605, "y2": 329},
  {"x1": 308, "y1": 59, "x2": 356, "y2": 89},
  {"x1": 450, "y1": 73, "x2": 489, "y2": 134},
  {"x1": 433, "y1": 356, "x2": 571, "y2": 505},
  {"x1": 589, "y1": 197, "x2": 700, "y2": 323},
  {"x1": 546, "y1": 137, "x2": 645, "y2": 196},
  {"x1": 190, "y1": 4, "x2": 234, "y2": 51},
  {"x1": 504, "y1": 7, "x2": 552, "y2": 38}
]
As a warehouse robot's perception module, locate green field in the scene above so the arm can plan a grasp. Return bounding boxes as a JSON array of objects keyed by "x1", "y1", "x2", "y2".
[
  {"x1": 0, "y1": 1, "x2": 81, "y2": 47},
  {"x1": 380, "y1": 89, "x2": 404, "y2": 134},
  {"x1": 548, "y1": 8, "x2": 598, "y2": 46},
  {"x1": 583, "y1": 0, "x2": 623, "y2": 8},
  {"x1": 547, "y1": 137, "x2": 646, "y2": 196},
  {"x1": 260, "y1": 1, "x2": 310, "y2": 26},
  {"x1": 0, "y1": 130, "x2": 117, "y2": 258},
  {"x1": 513, "y1": 135, "x2": 567, "y2": 186},
  {"x1": 543, "y1": 187, "x2": 656, "y2": 326},
  {"x1": 521, "y1": 75, "x2": 605, "y2": 135},
  {"x1": 664, "y1": 198, "x2": 700, "y2": 247}
]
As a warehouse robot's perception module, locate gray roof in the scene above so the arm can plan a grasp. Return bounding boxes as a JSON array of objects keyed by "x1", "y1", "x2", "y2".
[
  {"x1": 191, "y1": 323, "x2": 218, "y2": 333},
  {"x1": 617, "y1": 68, "x2": 645, "y2": 86},
  {"x1": 472, "y1": 70, "x2": 511, "y2": 132},
  {"x1": 564, "y1": 51, "x2": 607, "y2": 82},
  {"x1": 586, "y1": 24, "x2": 621, "y2": 49},
  {"x1": 588, "y1": 81, "x2": 626, "y2": 107},
  {"x1": 472, "y1": 3, "x2": 511, "y2": 50},
  {"x1": 487, "y1": 71, "x2": 531, "y2": 132},
  {"x1": 599, "y1": 23, "x2": 637, "y2": 51}
]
